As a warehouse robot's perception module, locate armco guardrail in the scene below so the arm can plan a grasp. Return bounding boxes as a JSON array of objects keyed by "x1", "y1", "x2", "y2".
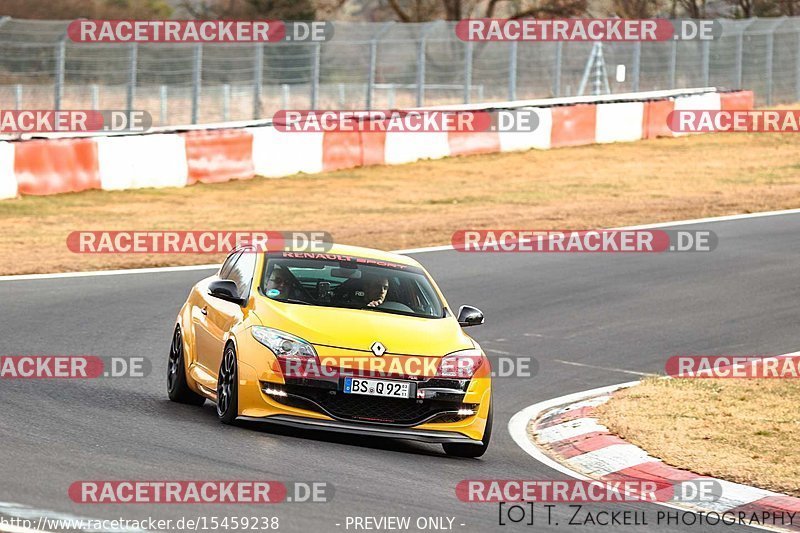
[{"x1": 0, "y1": 88, "x2": 754, "y2": 199}]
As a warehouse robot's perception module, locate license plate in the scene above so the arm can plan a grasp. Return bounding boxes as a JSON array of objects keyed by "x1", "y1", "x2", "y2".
[{"x1": 343, "y1": 377, "x2": 414, "y2": 399}]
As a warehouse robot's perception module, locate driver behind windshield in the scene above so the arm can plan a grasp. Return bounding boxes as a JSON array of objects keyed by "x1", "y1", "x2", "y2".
[
  {"x1": 265, "y1": 266, "x2": 293, "y2": 299},
  {"x1": 363, "y1": 274, "x2": 389, "y2": 308}
]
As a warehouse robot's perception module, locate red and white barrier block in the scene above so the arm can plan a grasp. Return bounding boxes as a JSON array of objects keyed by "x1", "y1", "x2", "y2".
[{"x1": 0, "y1": 89, "x2": 754, "y2": 200}]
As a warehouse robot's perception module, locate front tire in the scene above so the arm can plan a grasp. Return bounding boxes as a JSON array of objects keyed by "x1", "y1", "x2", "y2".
[
  {"x1": 443, "y1": 402, "x2": 492, "y2": 458},
  {"x1": 167, "y1": 326, "x2": 206, "y2": 406},
  {"x1": 216, "y1": 344, "x2": 239, "y2": 425}
]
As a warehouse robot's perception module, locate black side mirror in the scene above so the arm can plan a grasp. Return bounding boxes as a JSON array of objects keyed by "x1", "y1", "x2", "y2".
[
  {"x1": 209, "y1": 280, "x2": 246, "y2": 306},
  {"x1": 457, "y1": 305, "x2": 484, "y2": 327}
]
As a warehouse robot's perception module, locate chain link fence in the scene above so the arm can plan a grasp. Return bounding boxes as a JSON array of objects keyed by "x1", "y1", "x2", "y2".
[{"x1": 0, "y1": 17, "x2": 796, "y2": 127}]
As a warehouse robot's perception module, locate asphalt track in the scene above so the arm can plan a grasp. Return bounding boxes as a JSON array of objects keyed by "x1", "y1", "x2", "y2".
[{"x1": 2, "y1": 213, "x2": 799, "y2": 533}]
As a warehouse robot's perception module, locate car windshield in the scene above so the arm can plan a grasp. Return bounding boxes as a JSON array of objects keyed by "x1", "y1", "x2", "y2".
[{"x1": 261, "y1": 253, "x2": 445, "y2": 319}]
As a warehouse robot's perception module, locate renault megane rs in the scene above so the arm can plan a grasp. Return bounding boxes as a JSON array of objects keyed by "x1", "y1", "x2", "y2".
[{"x1": 168, "y1": 244, "x2": 492, "y2": 457}]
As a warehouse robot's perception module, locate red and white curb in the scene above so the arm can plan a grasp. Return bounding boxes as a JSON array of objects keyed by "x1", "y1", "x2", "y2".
[{"x1": 509, "y1": 382, "x2": 800, "y2": 532}]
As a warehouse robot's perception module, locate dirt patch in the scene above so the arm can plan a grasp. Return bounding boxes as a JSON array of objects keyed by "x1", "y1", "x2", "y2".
[
  {"x1": 3, "y1": 131, "x2": 800, "y2": 275},
  {"x1": 596, "y1": 377, "x2": 800, "y2": 497}
]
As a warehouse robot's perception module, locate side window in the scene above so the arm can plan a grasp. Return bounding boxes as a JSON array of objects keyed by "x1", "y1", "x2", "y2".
[
  {"x1": 219, "y1": 251, "x2": 242, "y2": 279},
  {"x1": 227, "y1": 251, "x2": 257, "y2": 298}
]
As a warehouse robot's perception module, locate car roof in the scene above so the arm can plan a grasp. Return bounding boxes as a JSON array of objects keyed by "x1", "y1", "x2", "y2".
[{"x1": 281, "y1": 243, "x2": 424, "y2": 269}]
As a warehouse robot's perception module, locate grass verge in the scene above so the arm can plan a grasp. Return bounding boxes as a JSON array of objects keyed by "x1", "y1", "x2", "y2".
[
  {"x1": 596, "y1": 377, "x2": 800, "y2": 497},
  {"x1": 3, "y1": 131, "x2": 800, "y2": 275}
]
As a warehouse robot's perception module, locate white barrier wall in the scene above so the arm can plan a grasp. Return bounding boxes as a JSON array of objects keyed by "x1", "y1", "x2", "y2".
[
  {"x1": 595, "y1": 102, "x2": 645, "y2": 143},
  {"x1": 97, "y1": 135, "x2": 189, "y2": 190},
  {"x1": 0, "y1": 142, "x2": 16, "y2": 200},
  {"x1": 384, "y1": 131, "x2": 451, "y2": 165},
  {"x1": 499, "y1": 107, "x2": 553, "y2": 152},
  {"x1": 248, "y1": 126, "x2": 324, "y2": 178}
]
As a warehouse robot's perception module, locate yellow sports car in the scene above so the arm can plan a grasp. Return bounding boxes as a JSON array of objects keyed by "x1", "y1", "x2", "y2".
[{"x1": 168, "y1": 244, "x2": 492, "y2": 457}]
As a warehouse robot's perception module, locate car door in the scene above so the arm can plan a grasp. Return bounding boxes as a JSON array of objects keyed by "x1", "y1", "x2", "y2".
[
  {"x1": 202, "y1": 250, "x2": 257, "y2": 381},
  {"x1": 193, "y1": 250, "x2": 241, "y2": 377}
]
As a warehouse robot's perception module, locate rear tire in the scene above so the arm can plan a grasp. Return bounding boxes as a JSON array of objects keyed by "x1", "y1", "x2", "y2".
[
  {"x1": 167, "y1": 326, "x2": 206, "y2": 406},
  {"x1": 442, "y1": 402, "x2": 492, "y2": 458},
  {"x1": 216, "y1": 344, "x2": 239, "y2": 425}
]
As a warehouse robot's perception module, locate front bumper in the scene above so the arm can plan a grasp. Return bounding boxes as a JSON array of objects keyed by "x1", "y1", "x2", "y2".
[
  {"x1": 239, "y1": 414, "x2": 483, "y2": 445},
  {"x1": 236, "y1": 356, "x2": 492, "y2": 442}
]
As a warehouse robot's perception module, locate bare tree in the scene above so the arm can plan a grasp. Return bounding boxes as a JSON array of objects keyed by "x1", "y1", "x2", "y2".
[
  {"x1": 675, "y1": 0, "x2": 706, "y2": 17},
  {"x1": 180, "y1": 0, "x2": 317, "y2": 20},
  {"x1": 611, "y1": 0, "x2": 662, "y2": 17},
  {"x1": 0, "y1": 0, "x2": 172, "y2": 19},
  {"x1": 381, "y1": 0, "x2": 587, "y2": 21}
]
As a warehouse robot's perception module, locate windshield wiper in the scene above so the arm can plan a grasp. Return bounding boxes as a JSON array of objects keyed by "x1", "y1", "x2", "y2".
[{"x1": 275, "y1": 298, "x2": 313, "y2": 305}]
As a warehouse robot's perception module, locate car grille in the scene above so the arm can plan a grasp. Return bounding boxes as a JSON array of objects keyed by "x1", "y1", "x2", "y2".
[{"x1": 267, "y1": 383, "x2": 475, "y2": 427}]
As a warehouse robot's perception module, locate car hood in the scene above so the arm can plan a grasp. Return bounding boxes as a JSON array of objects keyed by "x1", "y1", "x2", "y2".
[{"x1": 253, "y1": 299, "x2": 474, "y2": 357}]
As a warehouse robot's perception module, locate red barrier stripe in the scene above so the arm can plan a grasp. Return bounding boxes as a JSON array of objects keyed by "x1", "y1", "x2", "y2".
[
  {"x1": 550, "y1": 104, "x2": 597, "y2": 147},
  {"x1": 720, "y1": 90, "x2": 755, "y2": 111},
  {"x1": 183, "y1": 129, "x2": 254, "y2": 184},
  {"x1": 15, "y1": 138, "x2": 100, "y2": 195},
  {"x1": 642, "y1": 99, "x2": 675, "y2": 139}
]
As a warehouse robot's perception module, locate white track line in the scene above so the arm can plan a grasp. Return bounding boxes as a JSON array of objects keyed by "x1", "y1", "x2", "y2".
[
  {"x1": 0, "y1": 263, "x2": 220, "y2": 282},
  {"x1": 3, "y1": 207, "x2": 800, "y2": 282},
  {"x1": 553, "y1": 359, "x2": 653, "y2": 377}
]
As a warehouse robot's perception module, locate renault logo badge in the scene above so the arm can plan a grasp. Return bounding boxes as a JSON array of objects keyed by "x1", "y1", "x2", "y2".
[{"x1": 370, "y1": 341, "x2": 386, "y2": 357}]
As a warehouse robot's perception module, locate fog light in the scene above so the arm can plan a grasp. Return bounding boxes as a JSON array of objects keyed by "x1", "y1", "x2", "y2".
[
  {"x1": 262, "y1": 386, "x2": 287, "y2": 397},
  {"x1": 457, "y1": 408, "x2": 475, "y2": 416}
]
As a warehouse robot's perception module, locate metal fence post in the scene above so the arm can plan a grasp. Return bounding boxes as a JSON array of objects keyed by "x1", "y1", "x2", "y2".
[
  {"x1": 367, "y1": 40, "x2": 378, "y2": 109},
  {"x1": 15, "y1": 84, "x2": 23, "y2": 110},
  {"x1": 553, "y1": 41, "x2": 563, "y2": 97},
  {"x1": 669, "y1": 40, "x2": 677, "y2": 89},
  {"x1": 281, "y1": 84, "x2": 290, "y2": 109},
  {"x1": 508, "y1": 40, "x2": 518, "y2": 100},
  {"x1": 54, "y1": 35, "x2": 66, "y2": 111},
  {"x1": 91, "y1": 84, "x2": 99, "y2": 110},
  {"x1": 766, "y1": 28, "x2": 774, "y2": 106},
  {"x1": 416, "y1": 37, "x2": 426, "y2": 106},
  {"x1": 735, "y1": 21, "x2": 756, "y2": 89},
  {"x1": 367, "y1": 22, "x2": 393, "y2": 110},
  {"x1": 415, "y1": 24, "x2": 437, "y2": 107},
  {"x1": 222, "y1": 83, "x2": 231, "y2": 122},
  {"x1": 735, "y1": 31, "x2": 743, "y2": 88},
  {"x1": 463, "y1": 41, "x2": 473, "y2": 104},
  {"x1": 796, "y1": 30, "x2": 800, "y2": 102},
  {"x1": 310, "y1": 42, "x2": 320, "y2": 109},
  {"x1": 127, "y1": 43, "x2": 137, "y2": 114},
  {"x1": 160, "y1": 85, "x2": 168, "y2": 125},
  {"x1": 632, "y1": 41, "x2": 641, "y2": 92},
  {"x1": 702, "y1": 39, "x2": 710, "y2": 87},
  {"x1": 253, "y1": 43, "x2": 264, "y2": 119},
  {"x1": 191, "y1": 43, "x2": 203, "y2": 125}
]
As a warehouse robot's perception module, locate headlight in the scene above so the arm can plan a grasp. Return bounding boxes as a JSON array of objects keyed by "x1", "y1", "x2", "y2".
[
  {"x1": 252, "y1": 326, "x2": 317, "y2": 360},
  {"x1": 435, "y1": 348, "x2": 486, "y2": 378}
]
